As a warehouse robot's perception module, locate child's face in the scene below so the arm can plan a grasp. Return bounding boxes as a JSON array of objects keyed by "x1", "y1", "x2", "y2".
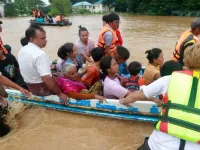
[
  {"x1": 108, "y1": 58, "x2": 119, "y2": 75},
  {"x1": 114, "y1": 51, "x2": 124, "y2": 64}
]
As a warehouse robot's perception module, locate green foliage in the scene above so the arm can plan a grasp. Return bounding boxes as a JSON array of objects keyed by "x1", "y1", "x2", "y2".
[
  {"x1": 4, "y1": 3, "x2": 18, "y2": 17},
  {"x1": 49, "y1": 0, "x2": 71, "y2": 16}
]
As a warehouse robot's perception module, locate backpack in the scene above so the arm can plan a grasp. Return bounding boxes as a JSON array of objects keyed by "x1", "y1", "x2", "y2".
[{"x1": 125, "y1": 76, "x2": 140, "y2": 92}]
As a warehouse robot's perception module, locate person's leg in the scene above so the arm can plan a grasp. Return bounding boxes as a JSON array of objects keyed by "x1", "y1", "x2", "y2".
[{"x1": 137, "y1": 137, "x2": 151, "y2": 150}]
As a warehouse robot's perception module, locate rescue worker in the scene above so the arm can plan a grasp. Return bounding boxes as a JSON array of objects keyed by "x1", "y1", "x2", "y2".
[
  {"x1": 120, "y1": 43, "x2": 200, "y2": 150},
  {"x1": 98, "y1": 13, "x2": 120, "y2": 56},
  {"x1": 172, "y1": 18, "x2": 200, "y2": 65}
]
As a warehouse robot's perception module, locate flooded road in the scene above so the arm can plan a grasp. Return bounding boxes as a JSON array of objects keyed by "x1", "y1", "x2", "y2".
[{"x1": 0, "y1": 14, "x2": 196, "y2": 150}]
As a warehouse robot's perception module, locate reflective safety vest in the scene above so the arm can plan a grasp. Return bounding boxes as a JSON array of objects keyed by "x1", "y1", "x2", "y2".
[
  {"x1": 156, "y1": 70, "x2": 200, "y2": 144},
  {"x1": 172, "y1": 30, "x2": 198, "y2": 65},
  {"x1": 97, "y1": 24, "x2": 117, "y2": 56}
]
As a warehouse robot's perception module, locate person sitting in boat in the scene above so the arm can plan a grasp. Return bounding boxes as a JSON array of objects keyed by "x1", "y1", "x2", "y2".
[
  {"x1": 46, "y1": 15, "x2": 53, "y2": 24},
  {"x1": 102, "y1": 14, "x2": 123, "y2": 46},
  {"x1": 32, "y1": 8, "x2": 37, "y2": 18},
  {"x1": 56, "y1": 63, "x2": 105, "y2": 101},
  {"x1": 123, "y1": 61, "x2": 144, "y2": 92},
  {"x1": 18, "y1": 25, "x2": 68, "y2": 104},
  {"x1": 36, "y1": 16, "x2": 44, "y2": 23},
  {"x1": 120, "y1": 43, "x2": 200, "y2": 150},
  {"x1": 82, "y1": 47, "x2": 104, "y2": 87},
  {"x1": 0, "y1": 45, "x2": 28, "y2": 90},
  {"x1": 100, "y1": 56, "x2": 131, "y2": 99},
  {"x1": 56, "y1": 14, "x2": 68, "y2": 25},
  {"x1": 75, "y1": 26, "x2": 95, "y2": 63},
  {"x1": 0, "y1": 73, "x2": 30, "y2": 137},
  {"x1": 143, "y1": 48, "x2": 164, "y2": 85},
  {"x1": 113, "y1": 46, "x2": 130, "y2": 76},
  {"x1": 58, "y1": 43, "x2": 85, "y2": 73}
]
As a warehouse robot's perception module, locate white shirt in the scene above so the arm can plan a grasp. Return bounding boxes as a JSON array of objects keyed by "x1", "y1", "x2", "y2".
[
  {"x1": 18, "y1": 42, "x2": 51, "y2": 84},
  {"x1": 143, "y1": 76, "x2": 200, "y2": 150}
]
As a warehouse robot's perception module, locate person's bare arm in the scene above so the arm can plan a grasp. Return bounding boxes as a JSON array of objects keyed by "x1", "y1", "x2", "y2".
[
  {"x1": 82, "y1": 52, "x2": 93, "y2": 63},
  {"x1": 0, "y1": 74, "x2": 31, "y2": 97},
  {"x1": 41, "y1": 75, "x2": 68, "y2": 104}
]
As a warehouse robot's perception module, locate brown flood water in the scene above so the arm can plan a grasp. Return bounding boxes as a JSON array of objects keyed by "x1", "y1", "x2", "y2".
[{"x1": 0, "y1": 15, "x2": 196, "y2": 150}]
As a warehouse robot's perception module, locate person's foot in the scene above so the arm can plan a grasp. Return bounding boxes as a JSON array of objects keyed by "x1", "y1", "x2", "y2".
[{"x1": 0, "y1": 85, "x2": 8, "y2": 98}]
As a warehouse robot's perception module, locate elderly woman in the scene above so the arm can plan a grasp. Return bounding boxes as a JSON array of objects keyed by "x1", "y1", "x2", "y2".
[
  {"x1": 120, "y1": 43, "x2": 200, "y2": 150},
  {"x1": 56, "y1": 63, "x2": 105, "y2": 101}
]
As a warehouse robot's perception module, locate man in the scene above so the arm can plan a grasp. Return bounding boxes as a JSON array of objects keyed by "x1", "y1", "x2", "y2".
[
  {"x1": 18, "y1": 24, "x2": 68, "y2": 104},
  {"x1": 98, "y1": 13, "x2": 120, "y2": 56},
  {"x1": 0, "y1": 21, "x2": 8, "y2": 54},
  {"x1": 172, "y1": 18, "x2": 200, "y2": 65}
]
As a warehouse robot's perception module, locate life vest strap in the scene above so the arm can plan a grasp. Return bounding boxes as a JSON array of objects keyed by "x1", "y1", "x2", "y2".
[
  {"x1": 179, "y1": 139, "x2": 186, "y2": 150},
  {"x1": 160, "y1": 115, "x2": 200, "y2": 132},
  {"x1": 163, "y1": 102, "x2": 200, "y2": 116}
]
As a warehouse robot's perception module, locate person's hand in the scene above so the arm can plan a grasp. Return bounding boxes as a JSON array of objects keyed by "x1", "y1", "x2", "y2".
[
  {"x1": 94, "y1": 95, "x2": 106, "y2": 102},
  {"x1": 119, "y1": 96, "x2": 137, "y2": 106},
  {"x1": 58, "y1": 93, "x2": 69, "y2": 105},
  {"x1": 19, "y1": 88, "x2": 32, "y2": 97}
]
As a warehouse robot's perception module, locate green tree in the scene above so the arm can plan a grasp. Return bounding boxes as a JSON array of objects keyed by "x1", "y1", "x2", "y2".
[
  {"x1": 102, "y1": 0, "x2": 115, "y2": 12},
  {"x1": 4, "y1": 3, "x2": 18, "y2": 17},
  {"x1": 14, "y1": 0, "x2": 28, "y2": 15},
  {"x1": 49, "y1": 0, "x2": 71, "y2": 16}
]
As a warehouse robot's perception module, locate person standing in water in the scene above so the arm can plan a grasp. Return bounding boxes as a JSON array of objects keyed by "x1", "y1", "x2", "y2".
[{"x1": 172, "y1": 18, "x2": 200, "y2": 65}]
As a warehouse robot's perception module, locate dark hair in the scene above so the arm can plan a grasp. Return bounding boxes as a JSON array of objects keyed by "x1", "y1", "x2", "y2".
[
  {"x1": 25, "y1": 24, "x2": 45, "y2": 41},
  {"x1": 107, "y1": 12, "x2": 120, "y2": 23},
  {"x1": 20, "y1": 37, "x2": 29, "y2": 46},
  {"x1": 100, "y1": 56, "x2": 113, "y2": 80},
  {"x1": 57, "y1": 43, "x2": 74, "y2": 59},
  {"x1": 160, "y1": 60, "x2": 182, "y2": 77},
  {"x1": 116, "y1": 46, "x2": 130, "y2": 60},
  {"x1": 78, "y1": 25, "x2": 88, "y2": 36},
  {"x1": 102, "y1": 15, "x2": 108, "y2": 23},
  {"x1": 145, "y1": 48, "x2": 162, "y2": 63},
  {"x1": 91, "y1": 47, "x2": 104, "y2": 62},
  {"x1": 4, "y1": 44, "x2": 11, "y2": 53},
  {"x1": 128, "y1": 61, "x2": 142, "y2": 76}
]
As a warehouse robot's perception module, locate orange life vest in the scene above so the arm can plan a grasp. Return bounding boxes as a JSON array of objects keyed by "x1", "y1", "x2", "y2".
[
  {"x1": 97, "y1": 24, "x2": 117, "y2": 56},
  {"x1": 172, "y1": 30, "x2": 198, "y2": 65}
]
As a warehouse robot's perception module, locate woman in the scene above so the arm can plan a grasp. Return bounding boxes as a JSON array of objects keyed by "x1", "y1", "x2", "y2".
[
  {"x1": 75, "y1": 26, "x2": 95, "y2": 63},
  {"x1": 120, "y1": 43, "x2": 200, "y2": 150},
  {"x1": 143, "y1": 48, "x2": 164, "y2": 85},
  {"x1": 100, "y1": 56, "x2": 131, "y2": 99},
  {"x1": 56, "y1": 63, "x2": 105, "y2": 101},
  {"x1": 58, "y1": 43, "x2": 83, "y2": 71}
]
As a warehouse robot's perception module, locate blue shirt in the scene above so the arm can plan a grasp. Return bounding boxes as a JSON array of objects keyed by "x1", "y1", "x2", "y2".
[
  {"x1": 36, "y1": 18, "x2": 44, "y2": 23},
  {"x1": 65, "y1": 56, "x2": 83, "y2": 70},
  {"x1": 119, "y1": 62, "x2": 129, "y2": 76}
]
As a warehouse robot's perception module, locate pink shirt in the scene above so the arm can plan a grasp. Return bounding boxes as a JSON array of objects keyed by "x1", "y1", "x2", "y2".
[
  {"x1": 103, "y1": 76, "x2": 128, "y2": 99},
  {"x1": 75, "y1": 39, "x2": 95, "y2": 62}
]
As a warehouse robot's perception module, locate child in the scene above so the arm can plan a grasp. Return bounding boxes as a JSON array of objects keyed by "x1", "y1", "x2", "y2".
[
  {"x1": 114, "y1": 46, "x2": 130, "y2": 76},
  {"x1": 143, "y1": 48, "x2": 164, "y2": 85},
  {"x1": 100, "y1": 56, "x2": 131, "y2": 99},
  {"x1": 82, "y1": 47, "x2": 104, "y2": 86},
  {"x1": 124, "y1": 61, "x2": 144, "y2": 92}
]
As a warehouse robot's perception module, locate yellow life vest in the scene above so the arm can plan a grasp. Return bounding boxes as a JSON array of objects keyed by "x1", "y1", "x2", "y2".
[{"x1": 156, "y1": 70, "x2": 200, "y2": 144}]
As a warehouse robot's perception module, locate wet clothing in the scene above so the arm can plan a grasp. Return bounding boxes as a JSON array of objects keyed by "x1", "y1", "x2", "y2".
[{"x1": 119, "y1": 62, "x2": 129, "y2": 76}]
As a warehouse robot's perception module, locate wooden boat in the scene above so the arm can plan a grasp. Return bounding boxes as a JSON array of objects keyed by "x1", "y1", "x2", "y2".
[
  {"x1": 29, "y1": 20, "x2": 72, "y2": 26},
  {"x1": 6, "y1": 89, "x2": 160, "y2": 123}
]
